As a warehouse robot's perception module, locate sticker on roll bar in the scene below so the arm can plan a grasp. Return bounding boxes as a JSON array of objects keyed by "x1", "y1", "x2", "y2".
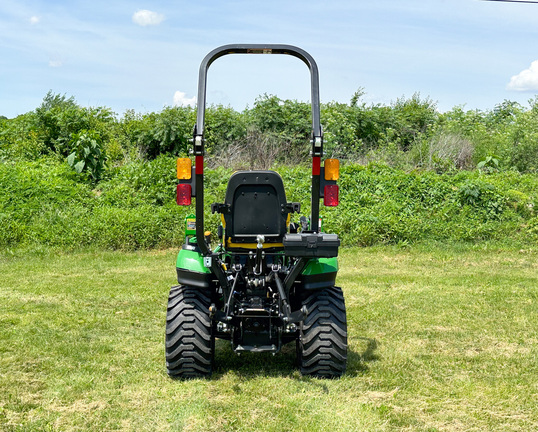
[{"x1": 247, "y1": 49, "x2": 273, "y2": 54}]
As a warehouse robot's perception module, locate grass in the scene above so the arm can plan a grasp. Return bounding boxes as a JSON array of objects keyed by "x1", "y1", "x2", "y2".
[{"x1": 0, "y1": 244, "x2": 537, "y2": 431}]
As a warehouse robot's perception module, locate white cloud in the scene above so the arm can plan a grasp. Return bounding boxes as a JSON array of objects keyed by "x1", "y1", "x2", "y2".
[
  {"x1": 49, "y1": 59, "x2": 63, "y2": 68},
  {"x1": 29, "y1": 16, "x2": 40, "y2": 25},
  {"x1": 173, "y1": 91, "x2": 196, "y2": 107},
  {"x1": 132, "y1": 10, "x2": 165, "y2": 27},
  {"x1": 507, "y1": 60, "x2": 538, "y2": 92}
]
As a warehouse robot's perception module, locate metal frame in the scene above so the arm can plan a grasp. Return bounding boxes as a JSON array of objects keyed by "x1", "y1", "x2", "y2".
[{"x1": 193, "y1": 44, "x2": 324, "y2": 265}]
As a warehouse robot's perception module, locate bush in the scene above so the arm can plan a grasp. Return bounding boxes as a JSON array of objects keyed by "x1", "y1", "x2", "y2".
[
  {"x1": 0, "y1": 157, "x2": 185, "y2": 250},
  {"x1": 3, "y1": 90, "x2": 538, "y2": 174},
  {"x1": 67, "y1": 130, "x2": 106, "y2": 181},
  {"x1": 246, "y1": 95, "x2": 311, "y2": 162},
  {"x1": 510, "y1": 140, "x2": 538, "y2": 173},
  {"x1": 321, "y1": 102, "x2": 361, "y2": 159},
  {"x1": 33, "y1": 92, "x2": 115, "y2": 156},
  {"x1": 2, "y1": 90, "x2": 538, "y2": 250},
  {"x1": 133, "y1": 106, "x2": 195, "y2": 160},
  {"x1": 204, "y1": 105, "x2": 247, "y2": 154},
  {"x1": 99, "y1": 155, "x2": 177, "y2": 207}
]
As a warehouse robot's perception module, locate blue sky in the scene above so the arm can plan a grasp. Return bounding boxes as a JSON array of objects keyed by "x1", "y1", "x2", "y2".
[{"x1": 1, "y1": 0, "x2": 538, "y2": 118}]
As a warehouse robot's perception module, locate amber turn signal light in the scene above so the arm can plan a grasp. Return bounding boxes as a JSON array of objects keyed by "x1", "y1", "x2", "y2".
[
  {"x1": 177, "y1": 158, "x2": 192, "y2": 180},
  {"x1": 324, "y1": 159, "x2": 339, "y2": 181}
]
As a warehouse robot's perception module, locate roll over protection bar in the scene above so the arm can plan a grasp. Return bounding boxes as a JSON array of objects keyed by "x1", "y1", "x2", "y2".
[{"x1": 193, "y1": 44, "x2": 324, "y2": 262}]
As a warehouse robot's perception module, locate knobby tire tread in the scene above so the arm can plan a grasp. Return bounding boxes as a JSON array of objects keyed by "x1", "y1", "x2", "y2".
[
  {"x1": 299, "y1": 286, "x2": 347, "y2": 378},
  {"x1": 165, "y1": 285, "x2": 213, "y2": 379}
]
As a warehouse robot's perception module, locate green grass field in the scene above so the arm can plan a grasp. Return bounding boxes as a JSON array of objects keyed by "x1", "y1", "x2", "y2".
[{"x1": 1, "y1": 245, "x2": 537, "y2": 431}]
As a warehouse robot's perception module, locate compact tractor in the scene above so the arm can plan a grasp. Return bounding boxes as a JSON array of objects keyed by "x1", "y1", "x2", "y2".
[{"x1": 166, "y1": 44, "x2": 347, "y2": 378}]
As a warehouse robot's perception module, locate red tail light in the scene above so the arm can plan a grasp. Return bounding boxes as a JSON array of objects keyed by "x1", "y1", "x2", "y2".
[
  {"x1": 324, "y1": 184, "x2": 339, "y2": 207},
  {"x1": 176, "y1": 184, "x2": 192, "y2": 206}
]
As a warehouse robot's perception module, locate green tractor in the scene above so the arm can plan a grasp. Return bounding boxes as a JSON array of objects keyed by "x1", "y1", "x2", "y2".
[{"x1": 166, "y1": 44, "x2": 347, "y2": 379}]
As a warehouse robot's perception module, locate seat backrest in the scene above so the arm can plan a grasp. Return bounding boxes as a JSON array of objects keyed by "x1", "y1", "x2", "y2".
[{"x1": 224, "y1": 171, "x2": 288, "y2": 244}]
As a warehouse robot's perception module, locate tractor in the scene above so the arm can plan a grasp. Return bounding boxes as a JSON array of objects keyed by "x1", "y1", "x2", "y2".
[{"x1": 166, "y1": 44, "x2": 347, "y2": 378}]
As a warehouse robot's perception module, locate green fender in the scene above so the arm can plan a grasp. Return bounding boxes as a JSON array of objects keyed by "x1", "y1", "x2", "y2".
[
  {"x1": 176, "y1": 248, "x2": 212, "y2": 288},
  {"x1": 176, "y1": 248, "x2": 211, "y2": 273},
  {"x1": 302, "y1": 257, "x2": 338, "y2": 275},
  {"x1": 300, "y1": 257, "x2": 339, "y2": 290}
]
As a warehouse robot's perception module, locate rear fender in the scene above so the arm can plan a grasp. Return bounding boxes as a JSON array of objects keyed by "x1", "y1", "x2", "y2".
[
  {"x1": 299, "y1": 257, "x2": 338, "y2": 290},
  {"x1": 176, "y1": 248, "x2": 212, "y2": 288}
]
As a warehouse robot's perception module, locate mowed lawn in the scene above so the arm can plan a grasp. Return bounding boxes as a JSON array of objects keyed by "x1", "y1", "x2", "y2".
[{"x1": 1, "y1": 245, "x2": 537, "y2": 431}]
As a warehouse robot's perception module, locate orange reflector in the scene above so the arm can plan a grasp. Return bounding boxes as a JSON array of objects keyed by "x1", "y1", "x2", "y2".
[
  {"x1": 176, "y1": 184, "x2": 192, "y2": 206},
  {"x1": 177, "y1": 158, "x2": 192, "y2": 180},
  {"x1": 324, "y1": 159, "x2": 340, "y2": 181},
  {"x1": 324, "y1": 184, "x2": 339, "y2": 207}
]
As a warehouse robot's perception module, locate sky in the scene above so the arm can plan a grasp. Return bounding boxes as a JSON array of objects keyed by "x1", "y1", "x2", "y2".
[{"x1": 1, "y1": 0, "x2": 538, "y2": 118}]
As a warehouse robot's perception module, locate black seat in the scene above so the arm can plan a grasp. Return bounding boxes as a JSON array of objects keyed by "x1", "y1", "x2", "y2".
[{"x1": 222, "y1": 171, "x2": 290, "y2": 246}]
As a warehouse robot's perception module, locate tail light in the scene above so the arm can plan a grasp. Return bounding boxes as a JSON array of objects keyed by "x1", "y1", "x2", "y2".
[
  {"x1": 324, "y1": 184, "x2": 339, "y2": 207},
  {"x1": 176, "y1": 184, "x2": 192, "y2": 206}
]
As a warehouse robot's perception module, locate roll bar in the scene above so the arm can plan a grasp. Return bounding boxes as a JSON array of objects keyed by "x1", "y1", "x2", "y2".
[
  {"x1": 193, "y1": 44, "x2": 324, "y2": 265},
  {"x1": 193, "y1": 44, "x2": 323, "y2": 155}
]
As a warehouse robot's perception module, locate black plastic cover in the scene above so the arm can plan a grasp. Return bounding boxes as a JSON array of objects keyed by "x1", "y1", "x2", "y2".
[
  {"x1": 176, "y1": 268, "x2": 212, "y2": 288},
  {"x1": 300, "y1": 271, "x2": 338, "y2": 290},
  {"x1": 283, "y1": 233, "x2": 340, "y2": 258}
]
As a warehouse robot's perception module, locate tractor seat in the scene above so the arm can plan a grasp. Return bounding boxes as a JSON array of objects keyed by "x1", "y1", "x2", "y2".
[{"x1": 212, "y1": 170, "x2": 299, "y2": 248}]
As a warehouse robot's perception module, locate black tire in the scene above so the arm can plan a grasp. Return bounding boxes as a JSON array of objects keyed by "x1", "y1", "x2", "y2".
[
  {"x1": 165, "y1": 285, "x2": 213, "y2": 378},
  {"x1": 298, "y1": 286, "x2": 347, "y2": 378}
]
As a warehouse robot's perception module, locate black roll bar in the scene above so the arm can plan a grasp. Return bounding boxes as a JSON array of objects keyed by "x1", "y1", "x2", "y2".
[
  {"x1": 193, "y1": 44, "x2": 324, "y2": 265},
  {"x1": 194, "y1": 44, "x2": 323, "y2": 152}
]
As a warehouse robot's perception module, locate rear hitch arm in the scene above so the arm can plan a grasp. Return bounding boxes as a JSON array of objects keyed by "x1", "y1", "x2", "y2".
[{"x1": 273, "y1": 270, "x2": 308, "y2": 324}]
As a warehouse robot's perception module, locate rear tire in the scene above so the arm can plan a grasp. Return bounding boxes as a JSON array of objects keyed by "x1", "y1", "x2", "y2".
[
  {"x1": 165, "y1": 285, "x2": 213, "y2": 378},
  {"x1": 298, "y1": 286, "x2": 347, "y2": 378}
]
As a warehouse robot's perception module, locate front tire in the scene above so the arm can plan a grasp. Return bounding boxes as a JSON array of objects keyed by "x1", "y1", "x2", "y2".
[
  {"x1": 298, "y1": 286, "x2": 347, "y2": 378},
  {"x1": 165, "y1": 285, "x2": 213, "y2": 378}
]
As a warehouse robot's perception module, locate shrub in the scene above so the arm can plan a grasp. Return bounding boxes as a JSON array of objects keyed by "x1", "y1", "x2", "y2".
[
  {"x1": 321, "y1": 102, "x2": 360, "y2": 159},
  {"x1": 134, "y1": 106, "x2": 195, "y2": 160},
  {"x1": 204, "y1": 105, "x2": 247, "y2": 154},
  {"x1": 98, "y1": 154, "x2": 177, "y2": 207},
  {"x1": 509, "y1": 132, "x2": 538, "y2": 174},
  {"x1": 33, "y1": 92, "x2": 114, "y2": 156},
  {"x1": 67, "y1": 130, "x2": 106, "y2": 181},
  {"x1": 247, "y1": 94, "x2": 311, "y2": 162},
  {"x1": 1, "y1": 113, "x2": 42, "y2": 160},
  {"x1": 457, "y1": 179, "x2": 506, "y2": 219}
]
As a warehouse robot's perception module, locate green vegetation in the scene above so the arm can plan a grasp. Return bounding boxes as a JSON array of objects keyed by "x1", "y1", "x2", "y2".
[
  {"x1": 1, "y1": 91, "x2": 537, "y2": 430},
  {"x1": 2, "y1": 91, "x2": 538, "y2": 172},
  {"x1": 1, "y1": 157, "x2": 536, "y2": 250},
  {"x1": 1, "y1": 245, "x2": 536, "y2": 431},
  {"x1": 1, "y1": 91, "x2": 537, "y2": 249}
]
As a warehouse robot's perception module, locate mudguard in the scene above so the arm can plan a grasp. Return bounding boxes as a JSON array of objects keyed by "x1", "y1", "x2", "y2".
[
  {"x1": 176, "y1": 247, "x2": 212, "y2": 288},
  {"x1": 299, "y1": 257, "x2": 338, "y2": 290}
]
